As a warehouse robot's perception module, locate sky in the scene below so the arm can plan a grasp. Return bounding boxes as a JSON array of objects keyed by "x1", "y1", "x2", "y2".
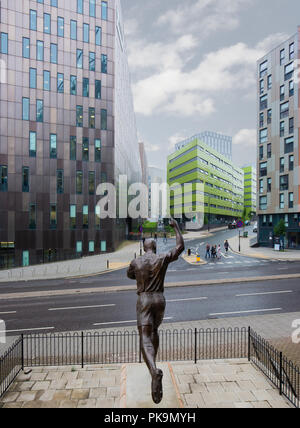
[{"x1": 121, "y1": 0, "x2": 300, "y2": 171}]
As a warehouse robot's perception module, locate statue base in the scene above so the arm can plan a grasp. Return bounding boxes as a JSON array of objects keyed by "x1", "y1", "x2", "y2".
[{"x1": 120, "y1": 363, "x2": 183, "y2": 408}]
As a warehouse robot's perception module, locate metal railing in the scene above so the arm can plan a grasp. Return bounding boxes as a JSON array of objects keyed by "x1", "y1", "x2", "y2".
[
  {"x1": 1, "y1": 327, "x2": 299, "y2": 408},
  {"x1": 249, "y1": 328, "x2": 299, "y2": 408},
  {"x1": 0, "y1": 337, "x2": 23, "y2": 398}
]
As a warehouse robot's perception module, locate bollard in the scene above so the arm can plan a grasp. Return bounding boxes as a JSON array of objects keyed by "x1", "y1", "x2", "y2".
[
  {"x1": 107, "y1": 260, "x2": 109, "y2": 269},
  {"x1": 134, "y1": 253, "x2": 136, "y2": 259},
  {"x1": 187, "y1": 249, "x2": 191, "y2": 256}
]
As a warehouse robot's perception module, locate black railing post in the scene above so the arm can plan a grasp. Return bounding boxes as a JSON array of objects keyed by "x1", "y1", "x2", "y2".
[
  {"x1": 139, "y1": 336, "x2": 142, "y2": 364},
  {"x1": 279, "y1": 351, "x2": 283, "y2": 395},
  {"x1": 81, "y1": 332, "x2": 84, "y2": 369},
  {"x1": 21, "y1": 334, "x2": 24, "y2": 371},
  {"x1": 248, "y1": 327, "x2": 251, "y2": 362},
  {"x1": 194, "y1": 328, "x2": 197, "y2": 364}
]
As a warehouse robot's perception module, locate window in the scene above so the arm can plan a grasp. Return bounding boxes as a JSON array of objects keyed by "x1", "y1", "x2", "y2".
[
  {"x1": 29, "y1": 132, "x2": 36, "y2": 157},
  {"x1": 44, "y1": 13, "x2": 51, "y2": 34},
  {"x1": 267, "y1": 178, "x2": 272, "y2": 193},
  {"x1": 76, "y1": 171, "x2": 83, "y2": 194},
  {"x1": 22, "y1": 167, "x2": 29, "y2": 192},
  {"x1": 76, "y1": 241, "x2": 82, "y2": 254},
  {"x1": 285, "y1": 62, "x2": 294, "y2": 81},
  {"x1": 259, "y1": 162, "x2": 267, "y2": 177},
  {"x1": 36, "y1": 100, "x2": 43, "y2": 122},
  {"x1": 70, "y1": 136, "x2": 76, "y2": 161},
  {"x1": 70, "y1": 75, "x2": 77, "y2": 95},
  {"x1": 259, "y1": 60, "x2": 268, "y2": 78},
  {"x1": 289, "y1": 155, "x2": 294, "y2": 171},
  {"x1": 101, "y1": 109, "x2": 107, "y2": 130},
  {"x1": 89, "y1": 108, "x2": 95, "y2": 129},
  {"x1": 280, "y1": 85, "x2": 285, "y2": 101},
  {"x1": 23, "y1": 37, "x2": 30, "y2": 58},
  {"x1": 259, "y1": 128, "x2": 268, "y2": 144},
  {"x1": 57, "y1": 73, "x2": 64, "y2": 93},
  {"x1": 289, "y1": 117, "x2": 294, "y2": 134},
  {"x1": 267, "y1": 109, "x2": 272, "y2": 124},
  {"x1": 57, "y1": 17, "x2": 64, "y2": 37},
  {"x1": 89, "y1": 52, "x2": 95, "y2": 71},
  {"x1": 29, "y1": 68, "x2": 37, "y2": 89},
  {"x1": 267, "y1": 75, "x2": 272, "y2": 90},
  {"x1": 70, "y1": 20, "x2": 77, "y2": 40},
  {"x1": 259, "y1": 146, "x2": 264, "y2": 160},
  {"x1": 280, "y1": 102, "x2": 289, "y2": 119},
  {"x1": 101, "y1": 241, "x2": 107, "y2": 252},
  {"x1": 50, "y1": 204, "x2": 57, "y2": 229},
  {"x1": 57, "y1": 170, "x2": 64, "y2": 194},
  {"x1": 29, "y1": 204, "x2": 36, "y2": 230},
  {"x1": 289, "y1": 193, "x2": 294, "y2": 209},
  {"x1": 284, "y1": 137, "x2": 294, "y2": 154},
  {"x1": 83, "y1": 205, "x2": 89, "y2": 229},
  {"x1": 95, "y1": 26, "x2": 102, "y2": 46},
  {"x1": 88, "y1": 171, "x2": 95, "y2": 195},
  {"x1": 259, "y1": 196, "x2": 267, "y2": 211},
  {"x1": 89, "y1": 241, "x2": 95, "y2": 253},
  {"x1": 259, "y1": 179, "x2": 263, "y2": 194},
  {"x1": 37, "y1": 41, "x2": 44, "y2": 61},
  {"x1": 280, "y1": 121, "x2": 285, "y2": 137},
  {"x1": 76, "y1": 106, "x2": 83, "y2": 127},
  {"x1": 259, "y1": 79, "x2": 264, "y2": 95},
  {"x1": 0, "y1": 32, "x2": 8, "y2": 54},
  {"x1": 0, "y1": 166, "x2": 8, "y2": 192},
  {"x1": 70, "y1": 205, "x2": 76, "y2": 229},
  {"x1": 77, "y1": 49, "x2": 83, "y2": 68},
  {"x1": 95, "y1": 206, "x2": 100, "y2": 229},
  {"x1": 259, "y1": 113, "x2": 264, "y2": 128},
  {"x1": 280, "y1": 193, "x2": 284, "y2": 209},
  {"x1": 280, "y1": 157, "x2": 285, "y2": 173},
  {"x1": 82, "y1": 138, "x2": 89, "y2": 161},
  {"x1": 90, "y1": 0, "x2": 96, "y2": 17},
  {"x1": 262, "y1": 215, "x2": 267, "y2": 226},
  {"x1": 280, "y1": 175, "x2": 289, "y2": 191},
  {"x1": 51, "y1": 0, "x2": 58, "y2": 7},
  {"x1": 260, "y1": 94, "x2": 267, "y2": 110},
  {"x1": 83, "y1": 77, "x2": 89, "y2": 97},
  {"x1": 267, "y1": 143, "x2": 272, "y2": 159},
  {"x1": 50, "y1": 134, "x2": 57, "y2": 159},
  {"x1": 95, "y1": 80, "x2": 101, "y2": 99},
  {"x1": 83, "y1": 23, "x2": 90, "y2": 43},
  {"x1": 30, "y1": 10, "x2": 37, "y2": 31},
  {"x1": 77, "y1": 0, "x2": 83, "y2": 14},
  {"x1": 22, "y1": 98, "x2": 30, "y2": 121},
  {"x1": 289, "y1": 80, "x2": 294, "y2": 97},
  {"x1": 44, "y1": 70, "x2": 50, "y2": 91},
  {"x1": 50, "y1": 43, "x2": 57, "y2": 63},
  {"x1": 289, "y1": 43, "x2": 295, "y2": 60},
  {"x1": 95, "y1": 139, "x2": 101, "y2": 162},
  {"x1": 268, "y1": 215, "x2": 273, "y2": 227},
  {"x1": 102, "y1": 1, "x2": 108, "y2": 20},
  {"x1": 101, "y1": 54, "x2": 107, "y2": 73},
  {"x1": 280, "y1": 49, "x2": 285, "y2": 65}
]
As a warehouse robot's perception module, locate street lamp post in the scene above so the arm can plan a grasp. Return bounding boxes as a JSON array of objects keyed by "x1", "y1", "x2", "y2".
[
  {"x1": 239, "y1": 228, "x2": 241, "y2": 252},
  {"x1": 207, "y1": 196, "x2": 210, "y2": 232}
]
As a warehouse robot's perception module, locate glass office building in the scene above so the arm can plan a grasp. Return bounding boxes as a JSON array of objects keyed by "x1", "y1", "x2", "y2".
[{"x1": 0, "y1": 0, "x2": 141, "y2": 268}]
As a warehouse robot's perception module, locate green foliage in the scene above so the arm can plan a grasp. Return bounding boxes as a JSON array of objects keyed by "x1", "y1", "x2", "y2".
[{"x1": 274, "y1": 219, "x2": 286, "y2": 237}]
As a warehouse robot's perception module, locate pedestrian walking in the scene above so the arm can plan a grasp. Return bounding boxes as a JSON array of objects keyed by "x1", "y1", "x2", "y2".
[
  {"x1": 217, "y1": 244, "x2": 221, "y2": 260},
  {"x1": 224, "y1": 240, "x2": 229, "y2": 254},
  {"x1": 163, "y1": 232, "x2": 167, "y2": 244},
  {"x1": 211, "y1": 245, "x2": 216, "y2": 259},
  {"x1": 205, "y1": 243, "x2": 210, "y2": 259}
]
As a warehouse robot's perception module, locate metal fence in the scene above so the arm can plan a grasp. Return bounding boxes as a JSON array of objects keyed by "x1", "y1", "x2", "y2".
[
  {"x1": 0, "y1": 337, "x2": 23, "y2": 398},
  {"x1": 1, "y1": 327, "x2": 299, "y2": 408},
  {"x1": 249, "y1": 329, "x2": 299, "y2": 408}
]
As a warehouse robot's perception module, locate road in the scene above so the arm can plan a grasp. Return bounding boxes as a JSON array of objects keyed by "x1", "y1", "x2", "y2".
[{"x1": 0, "y1": 226, "x2": 299, "y2": 335}]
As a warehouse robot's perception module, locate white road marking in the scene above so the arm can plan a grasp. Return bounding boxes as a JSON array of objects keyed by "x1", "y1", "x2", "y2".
[
  {"x1": 167, "y1": 297, "x2": 207, "y2": 303},
  {"x1": 209, "y1": 308, "x2": 282, "y2": 316},
  {"x1": 0, "y1": 311, "x2": 16, "y2": 315},
  {"x1": 48, "y1": 304, "x2": 115, "y2": 312},
  {"x1": 93, "y1": 317, "x2": 173, "y2": 326},
  {"x1": 236, "y1": 291, "x2": 293, "y2": 297},
  {"x1": 1, "y1": 327, "x2": 55, "y2": 333}
]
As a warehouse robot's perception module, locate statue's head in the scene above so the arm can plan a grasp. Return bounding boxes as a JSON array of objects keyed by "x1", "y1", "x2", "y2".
[{"x1": 143, "y1": 238, "x2": 157, "y2": 254}]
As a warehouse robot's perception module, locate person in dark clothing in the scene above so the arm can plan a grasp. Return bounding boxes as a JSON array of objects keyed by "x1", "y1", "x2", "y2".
[
  {"x1": 205, "y1": 244, "x2": 211, "y2": 259},
  {"x1": 224, "y1": 240, "x2": 229, "y2": 254}
]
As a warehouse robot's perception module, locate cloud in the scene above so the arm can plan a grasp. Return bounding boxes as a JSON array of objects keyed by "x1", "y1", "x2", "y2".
[
  {"x1": 168, "y1": 132, "x2": 189, "y2": 151},
  {"x1": 232, "y1": 129, "x2": 257, "y2": 166},
  {"x1": 124, "y1": 18, "x2": 139, "y2": 37}
]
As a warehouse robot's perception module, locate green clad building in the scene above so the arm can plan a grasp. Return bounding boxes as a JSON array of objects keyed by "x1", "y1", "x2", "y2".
[
  {"x1": 167, "y1": 137, "x2": 244, "y2": 226},
  {"x1": 243, "y1": 166, "x2": 257, "y2": 219}
]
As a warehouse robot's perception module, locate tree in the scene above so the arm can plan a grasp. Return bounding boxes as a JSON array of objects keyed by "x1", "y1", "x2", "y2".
[{"x1": 274, "y1": 219, "x2": 286, "y2": 237}]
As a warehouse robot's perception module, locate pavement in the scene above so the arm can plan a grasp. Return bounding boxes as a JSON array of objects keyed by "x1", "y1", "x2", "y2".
[{"x1": 0, "y1": 359, "x2": 293, "y2": 408}]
